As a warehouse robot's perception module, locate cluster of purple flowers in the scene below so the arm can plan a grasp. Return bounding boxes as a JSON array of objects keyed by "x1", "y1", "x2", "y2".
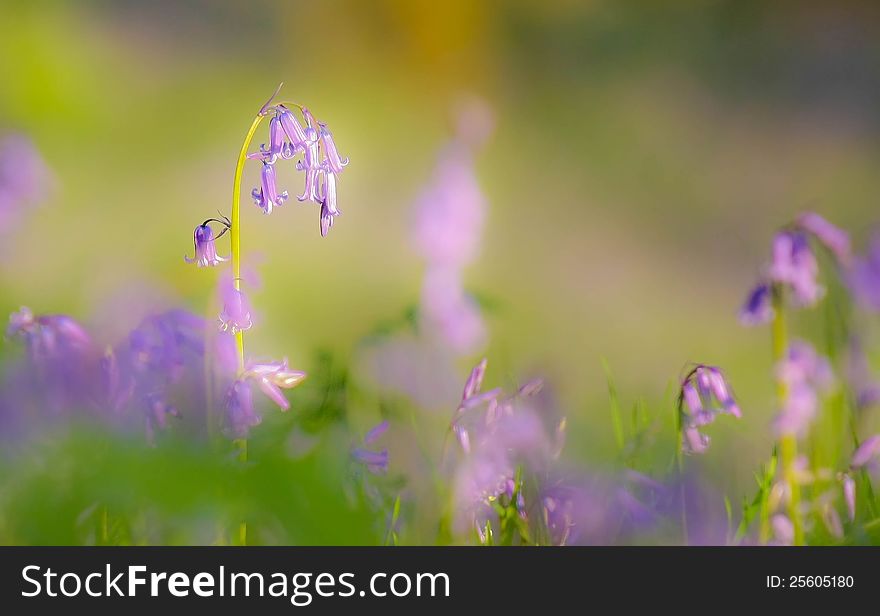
[
  {"x1": 248, "y1": 104, "x2": 349, "y2": 236},
  {"x1": 3, "y1": 307, "x2": 207, "y2": 442},
  {"x1": 678, "y1": 365, "x2": 741, "y2": 455},
  {"x1": 740, "y1": 213, "x2": 850, "y2": 325}
]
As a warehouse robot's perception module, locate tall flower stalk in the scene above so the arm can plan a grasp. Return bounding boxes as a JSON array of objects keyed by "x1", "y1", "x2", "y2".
[
  {"x1": 770, "y1": 287, "x2": 804, "y2": 545},
  {"x1": 185, "y1": 84, "x2": 348, "y2": 544}
]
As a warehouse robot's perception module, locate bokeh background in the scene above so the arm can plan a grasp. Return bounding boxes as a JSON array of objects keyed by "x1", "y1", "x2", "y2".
[{"x1": 2, "y1": 0, "x2": 880, "y2": 543}]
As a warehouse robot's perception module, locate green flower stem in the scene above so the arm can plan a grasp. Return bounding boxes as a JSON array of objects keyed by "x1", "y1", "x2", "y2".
[
  {"x1": 771, "y1": 286, "x2": 804, "y2": 545},
  {"x1": 228, "y1": 111, "x2": 266, "y2": 546}
]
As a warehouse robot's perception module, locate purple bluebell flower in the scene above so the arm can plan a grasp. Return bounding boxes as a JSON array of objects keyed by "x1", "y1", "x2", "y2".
[
  {"x1": 352, "y1": 420, "x2": 390, "y2": 474},
  {"x1": 296, "y1": 126, "x2": 321, "y2": 203},
  {"x1": 242, "y1": 358, "x2": 306, "y2": 411},
  {"x1": 260, "y1": 115, "x2": 286, "y2": 162},
  {"x1": 773, "y1": 340, "x2": 833, "y2": 438},
  {"x1": 316, "y1": 168, "x2": 340, "y2": 237},
  {"x1": 851, "y1": 434, "x2": 880, "y2": 468},
  {"x1": 224, "y1": 380, "x2": 260, "y2": 438},
  {"x1": 678, "y1": 365, "x2": 741, "y2": 454},
  {"x1": 218, "y1": 280, "x2": 253, "y2": 335},
  {"x1": 797, "y1": 212, "x2": 851, "y2": 266},
  {"x1": 184, "y1": 218, "x2": 229, "y2": 267},
  {"x1": 771, "y1": 513, "x2": 794, "y2": 545},
  {"x1": 0, "y1": 134, "x2": 52, "y2": 236},
  {"x1": 252, "y1": 162, "x2": 289, "y2": 214},
  {"x1": 318, "y1": 122, "x2": 349, "y2": 174},
  {"x1": 278, "y1": 105, "x2": 308, "y2": 151},
  {"x1": 739, "y1": 282, "x2": 774, "y2": 326},
  {"x1": 768, "y1": 230, "x2": 823, "y2": 307},
  {"x1": 848, "y1": 229, "x2": 880, "y2": 312},
  {"x1": 7, "y1": 306, "x2": 91, "y2": 360}
]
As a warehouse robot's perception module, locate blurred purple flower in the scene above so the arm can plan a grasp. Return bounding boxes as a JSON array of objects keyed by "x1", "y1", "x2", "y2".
[
  {"x1": 678, "y1": 365, "x2": 740, "y2": 454},
  {"x1": 851, "y1": 434, "x2": 880, "y2": 468},
  {"x1": 352, "y1": 420, "x2": 389, "y2": 475},
  {"x1": 797, "y1": 212, "x2": 851, "y2": 266},
  {"x1": 412, "y1": 144, "x2": 487, "y2": 269},
  {"x1": 224, "y1": 379, "x2": 260, "y2": 439},
  {"x1": 184, "y1": 218, "x2": 229, "y2": 267},
  {"x1": 768, "y1": 230, "x2": 823, "y2": 307},
  {"x1": 7, "y1": 306, "x2": 91, "y2": 360},
  {"x1": 841, "y1": 474, "x2": 856, "y2": 522},
  {"x1": 773, "y1": 340, "x2": 833, "y2": 438},
  {"x1": 848, "y1": 229, "x2": 880, "y2": 312},
  {"x1": 242, "y1": 358, "x2": 306, "y2": 412},
  {"x1": 218, "y1": 278, "x2": 253, "y2": 335},
  {"x1": 771, "y1": 514, "x2": 794, "y2": 545},
  {"x1": 421, "y1": 266, "x2": 487, "y2": 354},
  {"x1": 0, "y1": 134, "x2": 52, "y2": 235},
  {"x1": 739, "y1": 282, "x2": 774, "y2": 326}
]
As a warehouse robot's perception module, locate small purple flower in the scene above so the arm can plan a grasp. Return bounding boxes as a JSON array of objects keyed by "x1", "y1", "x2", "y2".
[
  {"x1": 771, "y1": 513, "x2": 794, "y2": 545},
  {"x1": 848, "y1": 229, "x2": 880, "y2": 312},
  {"x1": 242, "y1": 358, "x2": 306, "y2": 411},
  {"x1": 0, "y1": 134, "x2": 52, "y2": 236},
  {"x1": 251, "y1": 162, "x2": 289, "y2": 214},
  {"x1": 768, "y1": 230, "x2": 823, "y2": 307},
  {"x1": 352, "y1": 420, "x2": 389, "y2": 474},
  {"x1": 184, "y1": 218, "x2": 229, "y2": 267},
  {"x1": 7, "y1": 306, "x2": 91, "y2": 360},
  {"x1": 224, "y1": 379, "x2": 261, "y2": 438},
  {"x1": 678, "y1": 365, "x2": 740, "y2": 454},
  {"x1": 278, "y1": 105, "x2": 308, "y2": 151},
  {"x1": 259, "y1": 115, "x2": 286, "y2": 162},
  {"x1": 773, "y1": 340, "x2": 833, "y2": 438},
  {"x1": 851, "y1": 434, "x2": 880, "y2": 468},
  {"x1": 296, "y1": 127, "x2": 321, "y2": 203},
  {"x1": 218, "y1": 280, "x2": 253, "y2": 335},
  {"x1": 797, "y1": 212, "x2": 851, "y2": 266},
  {"x1": 841, "y1": 474, "x2": 856, "y2": 522},
  {"x1": 316, "y1": 169, "x2": 340, "y2": 237},
  {"x1": 739, "y1": 282, "x2": 774, "y2": 326},
  {"x1": 318, "y1": 122, "x2": 349, "y2": 174}
]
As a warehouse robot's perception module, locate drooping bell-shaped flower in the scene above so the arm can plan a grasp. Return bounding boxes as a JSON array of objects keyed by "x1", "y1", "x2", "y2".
[
  {"x1": 797, "y1": 212, "x2": 851, "y2": 266},
  {"x1": 252, "y1": 162, "x2": 289, "y2": 215},
  {"x1": 851, "y1": 434, "x2": 880, "y2": 468},
  {"x1": 316, "y1": 168, "x2": 340, "y2": 237},
  {"x1": 184, "y1": 221, "x2": 228, "y2": 267},
  {"x1": 296, "y1": 127, "x2": 321, "y2": 203},
  {"x1": 739, "y1": 282, "x2": 774, "y2": 326},
  {"x1": 768, "y1": 230, "x2": 823, "y2": 307},
  {"x1": 318, "y1": 122, "x2": 349, "y2": 174},
  {"x1": 259, "y1": 115, "x2": 286, "y2": 162},
  {"x1": 278, "y1": 105, "x2": 308, "y2": 152},
  {"x1": 678, "y1": 364, "x2": 741, "y2": 454},
  {"x1": 243, "y1": 358, "x2": 306, "y2": 411},
  {"x1": 224, "y1": 379, "x2": 261, "y2": 438},
  {"x1": 218, "y1": 282, "x2": 253, "y2": 335}
]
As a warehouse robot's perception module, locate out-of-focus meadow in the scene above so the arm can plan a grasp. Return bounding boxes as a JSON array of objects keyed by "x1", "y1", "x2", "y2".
[{"x1": 2, "y1": 0, "x2": 880, "y2": 545}]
